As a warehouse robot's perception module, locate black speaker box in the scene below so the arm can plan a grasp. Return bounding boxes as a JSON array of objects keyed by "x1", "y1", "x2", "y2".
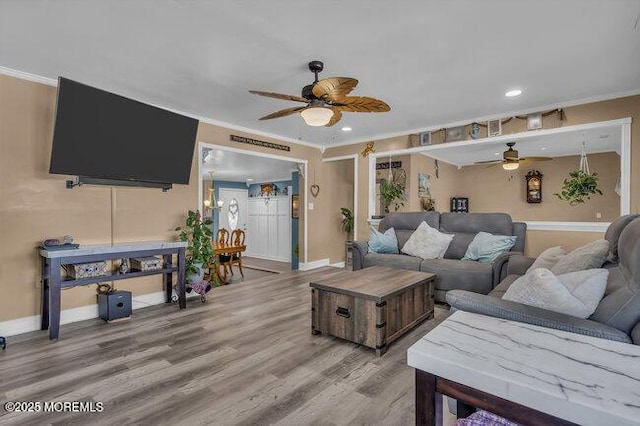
[{"x1": 98, "y1": 290, "x2": 132, "y2": 321}]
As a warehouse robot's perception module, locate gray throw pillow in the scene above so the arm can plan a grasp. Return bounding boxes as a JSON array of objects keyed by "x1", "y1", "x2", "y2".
[
  {"x1": 526, "y1": 246, "x2": 567, "y2": 274},
  {"x1": 550, "y1": 240, "x2": 609, "y2": 275}
]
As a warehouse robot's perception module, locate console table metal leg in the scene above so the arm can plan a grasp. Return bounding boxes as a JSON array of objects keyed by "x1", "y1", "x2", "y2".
[
  {"x1": 415, "y1": 370, "x2": 442, "y2": 426},
  {"x1": 49, "y1": 258, "x2": 62, "y2": 340},
  {"x1": 41, "y1": 258, "x2": 50, "y2": 330},
  {"x1": 177, "y1": 248, "x2": 186, "y2": 309},
  {"x1": 163, "y1": 254, "x2": 172, "y2": 303}
]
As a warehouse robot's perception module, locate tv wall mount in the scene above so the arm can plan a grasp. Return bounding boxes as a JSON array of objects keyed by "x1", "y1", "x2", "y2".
[{"x1": 65, "y1": 177, "x2": 172, "y2": 192}]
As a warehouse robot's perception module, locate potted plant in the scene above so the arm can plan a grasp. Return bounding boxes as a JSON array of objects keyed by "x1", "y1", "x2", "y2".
[
  {"x1": 379, "y1": 180, "x2": 406, "y2": 213},
  {"x1": 554, "y1": 170, "x2": 603, "y2": 206},
  {"x1": 175, "y1": 210, "x2": 214, "y2": 284},
  {"x1": 340, "y1": 207, "x2": 354, "y2": 241}
]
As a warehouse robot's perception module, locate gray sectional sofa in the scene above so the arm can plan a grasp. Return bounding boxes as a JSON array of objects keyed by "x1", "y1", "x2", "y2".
[
  {"x1": 352, "y1": 212, "x2": 526, "y2": 302},
  {"x1": 447, "y1": 214, "x2": 640, "y2": 344}
]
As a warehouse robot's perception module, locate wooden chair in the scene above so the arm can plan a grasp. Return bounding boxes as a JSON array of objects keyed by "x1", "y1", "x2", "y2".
[
  {"x1": 226, "y1": 229, "x2": 245, "y2": 277},
  {"x1": 215, "y1": 228, "x2": 232, "y2": 280}
]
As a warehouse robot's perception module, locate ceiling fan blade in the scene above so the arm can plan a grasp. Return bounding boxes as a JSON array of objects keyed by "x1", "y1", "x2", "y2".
[
  {"x1": 312, "y1": 77, "x2": 359, "y2": 102},
  {"x1": 249, "y1": 90, "x2": 308, "y2": 103},
  {"x1": 474, "y1": 159, "x2": 503, "y2": 164},
  {"x1": 519, "y1": 157, "x2": 553, "y2": 165},
  {"x1": 333, "y1": 96, "x2": 391, "y2": 113},
  {"x1": 258, "y1": 106, "x2": 308, "y2": 120},
  {"x1": 325, "y1": 108, "x2": 342, "y2": 127}
]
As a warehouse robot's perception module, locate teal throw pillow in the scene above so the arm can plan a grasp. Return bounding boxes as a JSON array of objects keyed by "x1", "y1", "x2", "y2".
[
  {"x1": 462, "y1": 231, "x2": 517, "y2": 263},
  {"x1": 368, "y1": 227, "x2": 399, "y2": 254}
]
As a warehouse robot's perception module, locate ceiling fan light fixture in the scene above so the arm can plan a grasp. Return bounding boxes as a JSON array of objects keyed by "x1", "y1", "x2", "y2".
[
  {"x1": 502, "y1": 161, "x2": 520, "y2": 171},
  {"x1": 301, "y1": 107, "x2": 333, "y2": 126}
]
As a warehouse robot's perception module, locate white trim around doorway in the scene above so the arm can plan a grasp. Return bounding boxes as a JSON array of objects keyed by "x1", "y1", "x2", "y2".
[{"x1": 197, "y1": 142, "x2": 309, "y2": 264}]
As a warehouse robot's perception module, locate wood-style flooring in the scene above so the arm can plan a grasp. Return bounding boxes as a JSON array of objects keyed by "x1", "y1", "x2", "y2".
[
  {"x1": 242, "y1": 257, "x2": 291, "y2": 274},
  {"x1": 0, "y1": 267, "x2": 450, "y2": 426}
]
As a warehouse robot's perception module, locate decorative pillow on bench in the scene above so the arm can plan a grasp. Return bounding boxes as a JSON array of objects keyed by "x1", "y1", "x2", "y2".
[
  {"x1": 462, "y1": 232, "x2": 517, "y2": 264},
  {"x1": 368, "y1": 227, "x2": 399, "y2": 254},
  {"x1": 503, "y1": 268, "x2": 609, "y2": 318},
  {"x1": 401, "y1": 221, "x2": 453, "y2": 259}
]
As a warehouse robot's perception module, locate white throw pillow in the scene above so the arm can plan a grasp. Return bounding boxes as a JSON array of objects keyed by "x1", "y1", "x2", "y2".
[
  {"x1": 401, "y1": 221, "x2": 454, "y2": 260},
  {"x1": 503, "y1": 268, "x2": 609, "y2": 318},
  {"x1": 526, "y1": 246, "x2": 567, "y2": 274}
]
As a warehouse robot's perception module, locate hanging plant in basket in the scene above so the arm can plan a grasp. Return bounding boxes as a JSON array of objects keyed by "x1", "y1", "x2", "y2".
[
  {"x1": 554, "y1": 170, "x2": 603, "y2": 205},
  {"x1": 554, "y1": 140, "x2": 603, "y2": 206}
]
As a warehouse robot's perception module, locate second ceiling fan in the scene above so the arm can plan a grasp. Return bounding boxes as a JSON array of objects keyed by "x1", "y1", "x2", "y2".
[
  {"x1": 249, "y1": 60, "x2": 390, "y2": 127},
  {"x1": 475, "y1": 142, "x2": 552, "y2": 170}
]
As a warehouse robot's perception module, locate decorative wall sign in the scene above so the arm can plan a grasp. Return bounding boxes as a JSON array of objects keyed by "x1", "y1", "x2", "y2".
[
  {"x1": 230, "y1": 135, "x2": 290, "y2": 152},
  {"x1": 376, "y1": 161, "x2": 402, "y2": 170}
]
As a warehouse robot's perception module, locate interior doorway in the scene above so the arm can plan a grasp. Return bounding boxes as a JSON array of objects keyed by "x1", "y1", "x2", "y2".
[{"x1": 198, "y1": 142, "x2": 308, "y2": 270}]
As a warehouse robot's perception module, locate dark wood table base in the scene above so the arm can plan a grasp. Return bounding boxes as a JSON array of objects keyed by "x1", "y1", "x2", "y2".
[{"x1": 415, "y1": 370, "x2": 579, "y2": 426}]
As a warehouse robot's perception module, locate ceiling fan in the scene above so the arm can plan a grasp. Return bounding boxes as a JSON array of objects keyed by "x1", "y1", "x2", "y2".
[
  {"x1": 475, "y1": 142, "x2": 552, "y2": 170},
  {"x1": 249, "y1": 60, "x2": 390, "y2": 127}
]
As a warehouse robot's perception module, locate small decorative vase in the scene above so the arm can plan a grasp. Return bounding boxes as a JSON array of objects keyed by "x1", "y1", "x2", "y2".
[{"x1": 119, "y1": 258, "x2": 129, "y2": 274}]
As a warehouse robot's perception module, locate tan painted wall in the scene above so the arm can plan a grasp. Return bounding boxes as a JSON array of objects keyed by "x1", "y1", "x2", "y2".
[
  {"x1": 453, "y1": 152, "x2": 620, "y2": 222},
  {"x1": 323, "y1": 160, "x2": 354, "y2": 263},
  {"x1": 0, "y1": 74, "x2": 327, "y2": 323},
  {"x1": 526, "y1": 230, "x2": 605, "y2": 257}
]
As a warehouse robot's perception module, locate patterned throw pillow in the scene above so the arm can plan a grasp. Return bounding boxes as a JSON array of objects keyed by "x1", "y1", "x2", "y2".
[
  {"x1": 401, "y1": 221, "x2": 454, "y2": 259},
  {"x1": 368, "y1": 227, "x2": 399, "y2": 254}
]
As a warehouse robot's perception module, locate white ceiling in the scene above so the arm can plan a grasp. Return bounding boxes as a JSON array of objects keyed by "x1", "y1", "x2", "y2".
[
  {"x1": 423, "y1": 124, "x2": 621, "y2": 167},
  {"x1": 1, "y1": 1, "x2": 639, "y2": 148},
  {"x1": 201, "y1": 148, "x2": 297, "y2": 182}
]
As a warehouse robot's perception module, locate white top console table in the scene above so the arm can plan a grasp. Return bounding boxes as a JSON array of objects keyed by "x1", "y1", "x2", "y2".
[
  {"x1": 39, "y1": 241, "x2": 187, "y2": 340},
  {"x1": 408, "y1": 311, "x2": 640, "y2": 426}
]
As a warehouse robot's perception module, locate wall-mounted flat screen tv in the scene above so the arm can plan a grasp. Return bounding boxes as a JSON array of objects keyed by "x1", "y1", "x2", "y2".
[{"x1": 50, "y1": 78, "x2": 198, "y2": 186}]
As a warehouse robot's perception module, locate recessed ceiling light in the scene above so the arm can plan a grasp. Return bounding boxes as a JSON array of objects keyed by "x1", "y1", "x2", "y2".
[
  {"x1": 341, "y1": 126, "x2": 352, "y2": 132},
  {"x1": 494, "y1": 152, "x2": 500, "y2": 156},
  {"x1": 541, "y1": 147, "x2": 547, "y2": 150},
  {"x1": 246, "y1": 178, "x2": 254, "y2": 182},
  {"x1": 505, "y1": 89, "x2": 522, "y2": 98}
]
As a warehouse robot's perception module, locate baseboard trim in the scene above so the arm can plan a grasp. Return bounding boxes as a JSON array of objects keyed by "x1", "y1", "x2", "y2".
[
  {"x1": 299, "y1": 258, "x2": 330, "y2": 271},
  {"x1": 330, "y1": 262, "x2": 346, "y2": 268},
  {"x1": 0, "y1": 291, "x2": 167, "y2": 337}
]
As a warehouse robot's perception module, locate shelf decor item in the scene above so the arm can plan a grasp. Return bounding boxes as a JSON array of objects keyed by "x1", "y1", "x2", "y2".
[
  {"x1": 445, "y1": 126, "x2": 465, "y2": 142},
  {"x1": 487, "y1": 119, "x2": 502, "y2": 137},
  {"x1": 554, "y1": 141, "x2": 603, "y2": 205}
]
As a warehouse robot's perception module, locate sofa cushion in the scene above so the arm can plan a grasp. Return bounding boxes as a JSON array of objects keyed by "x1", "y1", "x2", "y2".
[
  {"x1": 368, "y1": 227, "x2": 399, "y2": 254},
  {"x1": 462, "y1": 232, "x2": 517, "y2": 263},
  {"x1": 443, "y1": 233, "x2": 475, "y2": 259},
  {"x1": 526, "y1": 246, "x2": 567, "y2": 273},
  {"x1": 420, "y1": 258, "x2": 493, "y2": 294},
  {"x1": 363, "y1": 253, "x2": 422, "y2": 271},
  {"x1": 550, "y1": 240, "x2": 609, "y2": 275},
  {"x1": 401, "y1": 222, "x2": 453, "y2": 259},
  {"x1": 440, "y1": 212, "x2": 513, "y2": 236},
  {"x1": 503, "y1": 268, "x2": 609, "y2": 318}
]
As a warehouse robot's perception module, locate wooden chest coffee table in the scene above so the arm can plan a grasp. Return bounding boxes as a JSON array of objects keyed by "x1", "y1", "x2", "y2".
[{"x1": 310, "y1": 266, "x2": 435, "y2": 356}]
